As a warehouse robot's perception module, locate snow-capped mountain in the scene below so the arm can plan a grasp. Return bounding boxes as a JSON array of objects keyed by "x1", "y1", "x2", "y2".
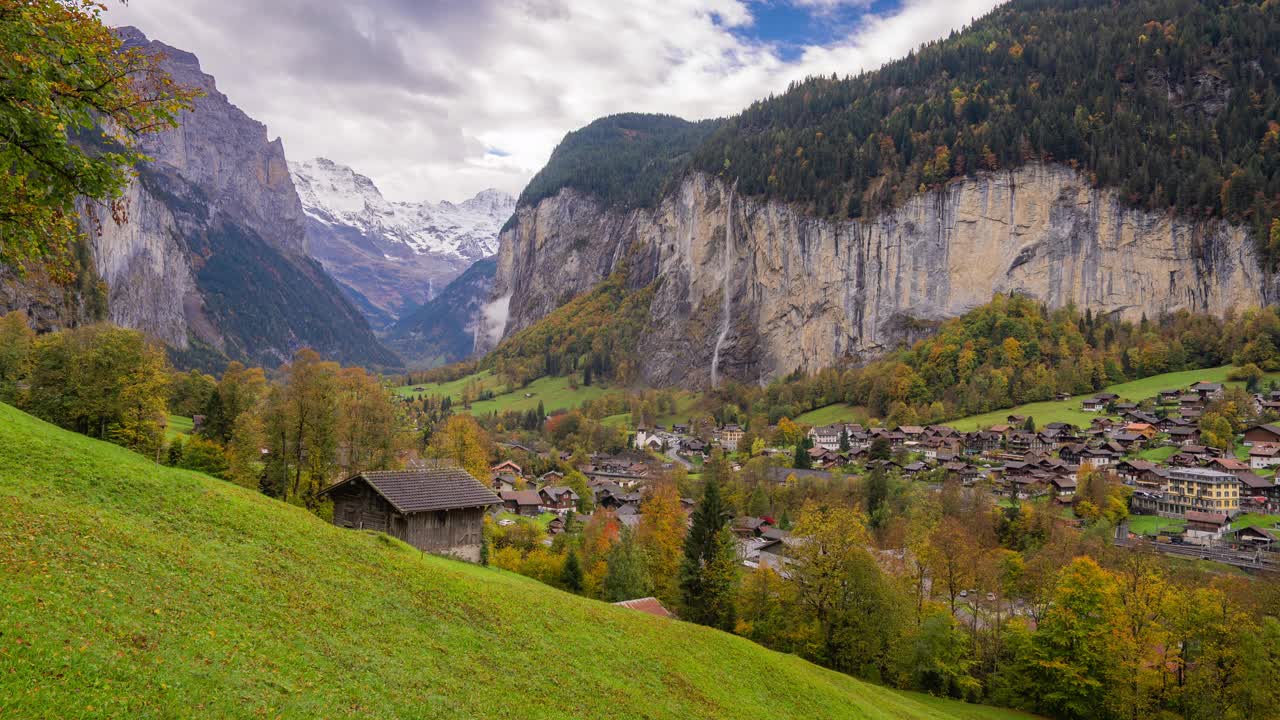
[{"x1": 290, "y1": 157, "x2": 514, "y2": 327}]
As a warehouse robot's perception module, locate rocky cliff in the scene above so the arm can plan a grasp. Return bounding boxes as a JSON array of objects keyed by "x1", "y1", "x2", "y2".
[
  {"x1": 2, "y1": 28, "x2": 399, "y2": 370},
  {"x1": 491, "y1": 164, "x2": 1267, "y2": 388}
]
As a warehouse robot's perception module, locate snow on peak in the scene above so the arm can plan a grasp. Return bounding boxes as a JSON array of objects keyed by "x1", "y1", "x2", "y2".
[{"x1": 289, "y1": 157, "x2": 515, "y2": 260}]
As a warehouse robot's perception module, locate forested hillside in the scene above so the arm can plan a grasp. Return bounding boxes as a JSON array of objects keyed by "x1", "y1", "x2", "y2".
[
  {"x1": 691, "y1": 0, "x2": 1279, "y2": 255},
  {"x1": 508, "y1": 113, "x2": 721, "y2": 224}
]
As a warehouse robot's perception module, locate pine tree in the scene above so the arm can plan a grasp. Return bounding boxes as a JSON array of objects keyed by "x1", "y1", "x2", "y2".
[
  {"x1": 680, "y1": 475, "x2": 736, "y2": 627},
  {"x1": 603, "y1": 526, "x2": 651, "y2": 601},
  {"x1": 838, "y1": 427, "x2": 850, "y2": 452},
  {"x1": 560, "y1": 549, "x2": 583, "y2": 592}
]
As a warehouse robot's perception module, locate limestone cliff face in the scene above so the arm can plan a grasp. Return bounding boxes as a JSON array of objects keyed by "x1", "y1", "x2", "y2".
[
  {"x1": 491, "y1": 164, "x2": 1266, "y2": 388},
  {"x1": 0, "y1": 28, "x2": 398, "y2": 369}
]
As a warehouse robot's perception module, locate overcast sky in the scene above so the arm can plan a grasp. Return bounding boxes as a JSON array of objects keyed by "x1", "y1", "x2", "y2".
[{"x1": 106, "y1": 0, "x2": 1003, "y2": 203}]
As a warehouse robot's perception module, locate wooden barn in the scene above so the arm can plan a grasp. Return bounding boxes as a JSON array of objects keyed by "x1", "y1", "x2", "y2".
[{"x1": 321, "y1": 468, "x2": 499, "y2": 562}]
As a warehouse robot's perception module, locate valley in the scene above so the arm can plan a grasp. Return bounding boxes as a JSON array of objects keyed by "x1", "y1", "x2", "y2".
[{"x1": 4, "y1": 1, "x2": 1280, "y2": 719}]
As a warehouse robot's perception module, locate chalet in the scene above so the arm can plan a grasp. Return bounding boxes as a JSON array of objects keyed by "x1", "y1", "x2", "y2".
[
  {"x1": 1110, "y1": 432, "x2": 1147, "y2": 451},
  {"x1": 500, "y1": 490, "x2": 544, "y2": 516},
  {"x1": 538, "y1": 470, "x2": 565, "y2": 485},
  {"x1": 1250, "y1": 444, "x2": 1280, "y2": 470},
  {"x1": 1243, "y1": 424, "x2": 1280, "y2": 447},
  {"x1": 1122, "y1": 422, "x2": 1157, "y2": 439},
  {"x1": 1158, "y1": 390, "x2": 1183, "y2": 405},
  {"x1": 538, "y1": 486, "x2": 580, "y2": 513},
  {"x1": 898, "y1": 426, "x2": 925, "y2": 443},
  {"x1": 1178, "y1": 394, "x2": 1204, "y2": 411},
  {"x1": 491, "y1": 475, "x2": 518, "y2": 493},
  {"x1": 1184, "y1": 510, "x2": 1230, "y2": 545},
  {"x1": 1083, "y1": 393, "x2": 1118, "y2": 412},
  {"x1": 1190, "y1": 381, "x2": 1225, "y2": 401},
  {"x1": 1166, "y1": 426, "x2": 1201, "y2": 446},
  {"x1": 1113, "y1": 402, "x2": 1139, "y2": 414},
  {"x1": 1229, "y1": 525, "x2": 1280, "y2": 549},
  {"x1": 491, "y1": 460, "x2": 523, "y2": 477},
  {"x1": 1236, "y1": 472, "x2": 1280, "y2": 508},
  {"x1": 546, "y1": 516, "x2": 567, "y2": 535},
  {"x1": 1114, "y1": 460, "x2": 1159, "y2": 485},
  {"x1": 732, "y1": 516, "x2": 770, "y2": 538},
  {"x1": 1208, "y1": 457, "x2": 1251, "y2": 476},
  {"x1": 1049, "y1": 476, "x2": 1077, "y2": 500},
  {"x1": 321, "y1": 468, "x2": 499, "y2": 562},
  {"x1": 901, "y1": 461, "x2": 929, "y2": 477}
]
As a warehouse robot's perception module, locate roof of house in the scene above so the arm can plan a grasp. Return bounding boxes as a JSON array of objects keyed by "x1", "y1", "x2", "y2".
[
  {"x1": 612, "y1": 597, "x2": 673, "y2": 618},
  {"x1": 500, "y1": 489, "x2": 544, "y2": 507},
  {"x1": 1237, "y1": 472, "x2": 1274, "y2": 490},
  {"x1": 1185, "y1": 510, "x2": 1229, "y2": 526},
  {"x1": 323, "y1": 468, "x2": 500, "y2": 514}
]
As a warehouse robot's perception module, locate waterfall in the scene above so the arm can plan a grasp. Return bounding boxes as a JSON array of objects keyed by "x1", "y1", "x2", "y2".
[{"x1": 710, "y1": 182, "x2": 736, "y2": 388}]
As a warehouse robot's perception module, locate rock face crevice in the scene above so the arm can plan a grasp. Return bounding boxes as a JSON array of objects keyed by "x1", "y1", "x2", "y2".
[{"x1": 491, "y1": 164, "x2": 1265, "y2": 388}]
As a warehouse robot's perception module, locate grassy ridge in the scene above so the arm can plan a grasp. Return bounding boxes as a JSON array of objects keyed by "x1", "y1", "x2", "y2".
[
  {"x1": 395, "y1": 372, "x2": 612, "y2": 416},
  {"x1": 0, "y1": 403, "x2": 1032, "y2": 719}
]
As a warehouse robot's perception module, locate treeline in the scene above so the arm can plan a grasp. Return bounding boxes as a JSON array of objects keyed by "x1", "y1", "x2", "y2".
[
  {"x1": 714, "y1": 295, "x2": 1280, "y2": 425},
  {"x1": 485, "y1": 270, "x2": 655, "y2": 387},
  {"x1": 0, "y1": 311, "x2": 407, "y2": 509},
  {"x1": 691, "y1": 0, "x2": 1280, "y2": 262}
]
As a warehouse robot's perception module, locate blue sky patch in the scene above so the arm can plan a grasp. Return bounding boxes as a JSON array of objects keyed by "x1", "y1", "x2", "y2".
[{"x1": 728, "y1": 0, "x2": 902, "y2": 61}]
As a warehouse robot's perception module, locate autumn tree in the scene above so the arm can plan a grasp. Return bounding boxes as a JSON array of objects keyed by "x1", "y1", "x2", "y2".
[
  {"x1": 335, "y1": 366, "x2": 400, "y2": 476},
  {"x1": 426, "y1": 414, "x2": 492, "y2": 482},
  {"x1": 0, "y1": 0, "x2": 197, "y2": 269},
  {"x1": 262, "y1": 349, "x2": 339, "y2": 504},
  {"x1": 638, "y1": 481, "x2": 686, "y2": 607},
  {"x1": 0, "y1": 310, "x2": 34, "y2": 402}
]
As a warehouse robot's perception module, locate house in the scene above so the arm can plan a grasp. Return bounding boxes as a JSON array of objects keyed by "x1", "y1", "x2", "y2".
[
  {"x1": 321, "y1": 468, "x2": 499, "y2": 562},
  {"x1": 546, "y1": 516, "x2": 567, "y2": 535},
  {"x1": 1184, "y1": 510, "x2": 1230, "y2": 545},
  {"x1": 1190, "y1": 381, "x2": 1225, "y2": 401},
  {"x1": 1208, "y1": 457, "x2": 1251, "y2": 476},
  {"x1": 1236, "y1": 472, "x2": 1280, "y2": 508},
  {"x1": 1250, "y1": 444, "x2": 1280, "y2": 470},
  {"x1": 612, "y1": 597, "x2": 674, "y2": 618},
  {"x1": 1081, "y1": 396, "x2": 1110, "y2": 412},
  {"x1": 538, "y1": 470, "x2": 565, "y2": 485},
  {"x1": 1166, "y1": 426, "x2": 1201, "y2": 446},
  {"x1": 499, "y1": 490, "x2": 544, "y2": 516},
  {"x1": 491, "y1": 460, "x2": 523, "y2": 476},
  {"x1": 538, "y1": 486, "x2": 580, "y2": 513},
  {"x1": 1049, "y1": 476, "x2": 1077, "y2": 499},
  {"x1": 1243, "y1": 424, "x2": 1280, "y2": 447},
  {"x1": 716, "y1": 424, "x2": 744, "y2": 451},
  {"x1": 1229, "y1": 525, "x2": 1280, "y2": 549}
]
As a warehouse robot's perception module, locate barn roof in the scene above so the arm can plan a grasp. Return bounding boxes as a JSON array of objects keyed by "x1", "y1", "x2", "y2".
[
  {"x1": 323, "y1": 468, "x2": 500, "y2": 514},
  {"x1": 612, "y1": 597, "x2": 673, "y2": 618}
]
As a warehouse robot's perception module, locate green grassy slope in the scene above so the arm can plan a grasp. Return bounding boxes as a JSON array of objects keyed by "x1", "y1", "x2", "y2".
[
  {"x1": 395, "y1": 372, "x2": 613, "y2": 416},
  {"x1": 0, "y1": 403, "x2": 1032, "y2": 719}
]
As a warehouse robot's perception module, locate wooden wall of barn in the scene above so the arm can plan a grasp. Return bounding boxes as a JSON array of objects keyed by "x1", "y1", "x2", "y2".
[
  {"x1": 331, "y1": 481, "x2": 392, "y2": 533},
  {"x1": 403, "y1": 507, "x2": 486, "y2": 562}
]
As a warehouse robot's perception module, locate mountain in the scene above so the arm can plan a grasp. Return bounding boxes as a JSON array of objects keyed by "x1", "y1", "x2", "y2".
[
  {"x1": 383, "y1": 257, "x2": 497, "y2": 368},
  {"x1": 487, "y1": 0, "x2": 1280, "y2": 387},
  {"x1": 0, "y1": 28, "x2": 400, "y2": 371},
  {"x1": 0, "y1": 401, "x2": 1029, "y2": 720},
  {"x1": 291, "y1": 157, "x2": 514, "y2": 327}
]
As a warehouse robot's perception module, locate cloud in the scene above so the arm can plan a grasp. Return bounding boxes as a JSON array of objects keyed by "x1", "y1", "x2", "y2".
[{"x1": 105, "y1": 0, "x2": 1001, "y2": 203}]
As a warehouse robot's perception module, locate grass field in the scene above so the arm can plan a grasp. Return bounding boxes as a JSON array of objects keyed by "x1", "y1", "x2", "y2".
[
  {"x1": 1231, "y1": 514, "x2": 1280, "y2": 531},
  {"x1": 1137, "y1": 446, "x2": 1179, "y2": 463},
  {"x1": 796, "y1": 403, "x2": 873, "y2": 426},
  {"x1": 1127, "y1": 515, "x2": 1187, "y2": 537},
  {"x1": 0, "y1": 402, "x2": 1038, "y2": 718},
  {"x1": 397, "y1": 372, "x2": 615, "y2": 416},
  {"x1": 164, "y1": 414, "x2": 193, "y2": 442}
]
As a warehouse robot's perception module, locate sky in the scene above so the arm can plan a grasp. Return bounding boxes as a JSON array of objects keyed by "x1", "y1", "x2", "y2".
[{"x1": 106, "y1": 0, "x2": 1003, "y2": 204}]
